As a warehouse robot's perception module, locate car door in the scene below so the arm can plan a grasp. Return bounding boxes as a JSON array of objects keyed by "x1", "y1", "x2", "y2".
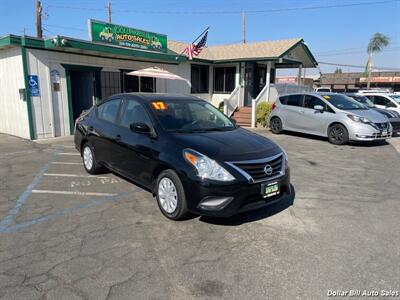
[
  {"x1": 301, "y1": 95, "x2": 332, "y2": 136},
  {"x1": 91, "y1": 97, "x2": 123, "y2": 167},
  {"x1": 279, "y1": 94, "x2": 305, "y2": 130},
  {"x1": 114, "y1": 99, "x2": 158, "y2": 187}
]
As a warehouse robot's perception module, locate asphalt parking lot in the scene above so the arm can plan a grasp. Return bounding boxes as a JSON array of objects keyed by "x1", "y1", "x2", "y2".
[{"x1": 0, "y1": 131, "x2": 399, "y2": 299}]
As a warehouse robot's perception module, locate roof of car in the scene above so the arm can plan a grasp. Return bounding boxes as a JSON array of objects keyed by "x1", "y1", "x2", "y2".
[
  {"x1": 279, "y1": 92, "x2": 338, "y2": 97},
  {"x1": 108, "y1": 93, "x2": 204, "y2": 102}
]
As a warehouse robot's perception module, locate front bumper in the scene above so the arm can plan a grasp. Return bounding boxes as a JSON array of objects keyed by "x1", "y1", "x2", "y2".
[
  {"x1": 348, "y1": 122, "x2": 392, "y2": 141},
  {"x1": 181, "y1": 168, "x2": 291, "y2": 217}
]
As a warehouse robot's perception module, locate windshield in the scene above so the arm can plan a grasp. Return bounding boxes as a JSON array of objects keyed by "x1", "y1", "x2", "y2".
[
  {"x1": 321, "y1": 94, "x2": 367, "y2": 110},
  {"x1": 389, "y1": 95, "x2": 400, "y2": 103},
  {"x1": 347, "y1": 95, "x2": 375, "y2": 108},
  {"x1": 150, "y1": 99, "x2": 235, "y2": 132}
]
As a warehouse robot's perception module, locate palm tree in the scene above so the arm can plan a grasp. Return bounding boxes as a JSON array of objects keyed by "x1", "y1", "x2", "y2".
[{"x1": 366, "y1": 33, "x2": 390, "y2": 89}]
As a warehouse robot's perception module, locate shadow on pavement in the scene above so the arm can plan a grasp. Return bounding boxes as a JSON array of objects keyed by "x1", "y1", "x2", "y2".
[{"x1": 199, "y1": 185, "x2": 295, "y2": 226}]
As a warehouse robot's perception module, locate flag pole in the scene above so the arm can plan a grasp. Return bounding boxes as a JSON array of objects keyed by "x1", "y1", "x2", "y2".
[{"x1": 176, "y1": 26, "x2": 210, "y2": 60}]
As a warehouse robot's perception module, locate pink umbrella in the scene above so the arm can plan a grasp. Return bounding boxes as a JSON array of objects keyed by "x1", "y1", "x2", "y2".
[{"x1": 127, "y1": 67, "x2": 191, "y2": 87}]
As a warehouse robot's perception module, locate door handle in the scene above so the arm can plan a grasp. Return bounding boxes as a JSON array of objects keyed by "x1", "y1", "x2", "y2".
[{"x1": 115, "y1": 134, "x2": 121, "y2": 141}]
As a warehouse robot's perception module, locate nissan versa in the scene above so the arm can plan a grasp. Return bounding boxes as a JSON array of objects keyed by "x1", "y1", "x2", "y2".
[
  {"x1": 269, "y1": 92, "x2": 392, "y2": 145},
  {"x1": 74, "y1": 94, "x2": 291, "y2": 220}
]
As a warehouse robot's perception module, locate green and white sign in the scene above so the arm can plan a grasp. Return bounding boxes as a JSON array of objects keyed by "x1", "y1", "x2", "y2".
[{"x1": 89, "y1": 19, "x2": 168, "y2": 53}]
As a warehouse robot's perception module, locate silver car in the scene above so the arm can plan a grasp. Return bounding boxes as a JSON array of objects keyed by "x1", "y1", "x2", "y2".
[{"x1": 269, "y1": 93, "x2": 392, "y2": 145}]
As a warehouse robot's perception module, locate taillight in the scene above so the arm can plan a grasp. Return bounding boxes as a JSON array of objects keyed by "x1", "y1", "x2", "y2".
[{"x1": 272, "y1": 103, "x2": 276, "y2": 110}]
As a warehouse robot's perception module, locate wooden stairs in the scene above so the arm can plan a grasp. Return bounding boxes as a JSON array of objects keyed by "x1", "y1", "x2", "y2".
[{"x1": 231, "y1": 106, "x2": 252, "y2": 127}]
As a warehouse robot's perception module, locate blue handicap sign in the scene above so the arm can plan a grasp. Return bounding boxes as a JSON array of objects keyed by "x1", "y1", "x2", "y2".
[{"x1": 28, "y1": 75, "x2": 40, "y2": 97}]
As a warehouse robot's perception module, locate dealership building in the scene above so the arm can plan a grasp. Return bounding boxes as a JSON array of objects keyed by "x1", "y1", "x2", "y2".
[{"x1": 0, "y1": 20, "x2": 317, "y2": 140}]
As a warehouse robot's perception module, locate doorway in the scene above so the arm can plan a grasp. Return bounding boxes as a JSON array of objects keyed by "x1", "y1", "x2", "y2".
[
  {"x1": 70, "y1": 71, "x2": 95, "y2": 122},
  {"x1": 63, "y1": 64, "x2": 102, "y2": 134}
]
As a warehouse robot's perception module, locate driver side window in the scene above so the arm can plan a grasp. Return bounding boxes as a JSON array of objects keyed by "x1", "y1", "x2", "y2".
[
  {"x1": 303, "y1": 95, "x2": 325, "y2": 110},
  {"x1": 119, "y1": 100, "x2": 152, "y2": 128}
]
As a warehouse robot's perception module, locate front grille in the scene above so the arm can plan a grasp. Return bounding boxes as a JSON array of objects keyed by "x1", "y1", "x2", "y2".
[
  {"x1": 228, "y1": 153, "x2": 284, "y2": 183},
  {"x1": 374, "y1": 122, "x2": 389, "y2": 130}
]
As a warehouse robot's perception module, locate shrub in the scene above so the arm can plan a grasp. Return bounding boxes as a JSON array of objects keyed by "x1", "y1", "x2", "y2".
[{"x1": 256, "y1": 102, "x2": 273, "y2": 127}]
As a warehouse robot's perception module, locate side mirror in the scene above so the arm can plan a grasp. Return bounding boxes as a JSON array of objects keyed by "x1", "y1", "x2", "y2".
[
  {"x1": 130, "y1": 123, "x2": 154, "y2": 136},
  {"x1": 314, "y1": 105, "x2": 324, "y2": 112}
]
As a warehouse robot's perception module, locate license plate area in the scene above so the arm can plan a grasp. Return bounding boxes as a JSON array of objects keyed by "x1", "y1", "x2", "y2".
[{"x1": 261, "y1": 181, "x2": 280, "y2": 198}]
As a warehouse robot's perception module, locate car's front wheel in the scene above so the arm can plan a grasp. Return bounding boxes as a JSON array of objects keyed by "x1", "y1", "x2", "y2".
[
  {"x1": 328, "y1": 124, "x2": 349, "y2": 145},
  {"x1": 156, "y1": 170, "x2": 188, "y2": 220},
  {"x1": 82, "y1": 142, "x2": 105, "y2": 174}
]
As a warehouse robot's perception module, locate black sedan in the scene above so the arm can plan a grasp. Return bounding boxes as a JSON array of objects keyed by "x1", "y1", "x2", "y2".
[
  {"x1": 345, "y1": 93, "x2": 400, "y2": 135},
  {"x1": 74, "y1": 94, "x2": 291, "y2": 220}
]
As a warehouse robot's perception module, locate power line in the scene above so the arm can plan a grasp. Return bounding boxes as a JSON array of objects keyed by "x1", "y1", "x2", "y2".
[
  {"x1": 46, "y1": 0, "x2": 399, "y2": 15},
  {"x1": 318, "y1": 61, "x2": 400, "y2": 71}
]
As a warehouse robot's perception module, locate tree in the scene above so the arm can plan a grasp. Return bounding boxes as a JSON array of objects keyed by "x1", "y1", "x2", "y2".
[
  {"x1": 366, "y1": 33, "x2": 390, "y2": 89},
  {"x1": 334, "y1": 67, "x2": 342, "y2": 74}
]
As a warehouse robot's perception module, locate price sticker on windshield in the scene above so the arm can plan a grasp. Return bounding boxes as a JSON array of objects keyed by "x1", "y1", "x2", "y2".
[
  {"x1": 151, "y1": 101, "x2": 168, "y2": 110},
  {"x1": 323, "y1": 95, "x2": 331, "y2": 100}
]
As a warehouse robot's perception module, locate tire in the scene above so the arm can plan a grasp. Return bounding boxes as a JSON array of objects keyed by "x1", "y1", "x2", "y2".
[
  {"x1": 156, "y1": 170, "x2": 188, "y2": 220},
  {"x1": 270, "y1": 117, "x2": 283, "y2": 134},
  {"x1": 82, "y1": 142, "x2": 105, "y2": 174},
  {"x1": 328, "y1": 124, "x2": 349, "y2": 145}
]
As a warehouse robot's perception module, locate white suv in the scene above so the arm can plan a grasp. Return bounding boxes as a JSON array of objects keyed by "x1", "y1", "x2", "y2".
[{"x1": 361, "y1": 93, "x2": 400, "y2": 114}]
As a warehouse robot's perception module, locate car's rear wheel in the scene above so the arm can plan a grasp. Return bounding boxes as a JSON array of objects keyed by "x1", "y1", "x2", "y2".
[
  {"x1": 328, "y1": 124, "x2": 349, "y2": 145},
  {"x1": 82, "y1": 142, "x2": 105, "y2": 174},
  {"x1": 270, "y1": 117, "x2": 283, "y2": 134},
  {"x1": 156, "y1": 170, "x2": 188, "y2": 220}
]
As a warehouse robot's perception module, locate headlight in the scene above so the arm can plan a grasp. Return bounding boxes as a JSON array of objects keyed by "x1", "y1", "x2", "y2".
[
  {"x1": 346, "y1": 114, "x2": 370, "y2": 124},
  {"x1": 183, "y1": 149, "x2": 235, "y2": 182}
]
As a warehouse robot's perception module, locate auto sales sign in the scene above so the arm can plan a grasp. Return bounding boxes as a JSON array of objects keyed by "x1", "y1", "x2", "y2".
[{"x1": 89, "y1": 19, "x2": 168, "y2": 53}]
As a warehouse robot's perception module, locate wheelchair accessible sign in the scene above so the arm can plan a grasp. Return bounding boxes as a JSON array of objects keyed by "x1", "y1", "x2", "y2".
[{"x1": 28, "y1": 75, "x2": 40, "y2": 97}]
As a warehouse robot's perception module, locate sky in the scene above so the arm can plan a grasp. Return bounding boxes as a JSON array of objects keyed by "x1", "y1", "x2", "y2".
[{"x1": 0, "y1": 0, "x2": 399, "y2": 76}]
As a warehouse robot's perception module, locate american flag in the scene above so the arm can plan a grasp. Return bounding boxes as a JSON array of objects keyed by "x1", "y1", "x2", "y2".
[{"x1": 185, "y1": 31, "x2": 208, "y2": 60}]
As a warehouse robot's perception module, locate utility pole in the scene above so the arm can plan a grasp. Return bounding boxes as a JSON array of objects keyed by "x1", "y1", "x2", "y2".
[
  {"x1": 107, "y1": 0, "x2": 112, "y2": 23},
  {"x1": 35, "y1": 0, "x2": 43, "y2": 38},
  {"x1": 242, "y1": 11, "x2": 246, "y2": 44}
]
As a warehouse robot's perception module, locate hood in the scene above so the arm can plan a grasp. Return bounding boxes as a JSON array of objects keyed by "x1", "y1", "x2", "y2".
[
  {"x1": 372, "y1": 108, "x2": 400, "y2": 119},
  {"x1": 347, "y1": 109, "x2": 389, "y2": 123},
  {"x1": 170, "y1": 128, "x2": 281, "y2": 161}
]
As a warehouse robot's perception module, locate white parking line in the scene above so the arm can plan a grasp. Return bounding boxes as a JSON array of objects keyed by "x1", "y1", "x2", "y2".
[
  {"x1": 44, "y1": 173, "x2": 111, "y2": 179},
  {"x1": 32, "y1": 190, "x2": 117, "y2": 197},
  {"x1": 52, "y1": 162, "x2": 81, "y2": 165},
  {"x1": 59, "y1": 153, "x2": 80, "y2": 156}
]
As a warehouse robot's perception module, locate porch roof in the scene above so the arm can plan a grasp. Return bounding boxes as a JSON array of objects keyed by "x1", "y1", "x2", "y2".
[{"x1": 168, "y1": 38, "x2": 318, "y2": 67}]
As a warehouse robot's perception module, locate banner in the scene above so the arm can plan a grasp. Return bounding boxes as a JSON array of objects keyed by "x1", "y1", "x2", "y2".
[{"x1": 89, "y1": 19, "x2": 167, "y2": 53}]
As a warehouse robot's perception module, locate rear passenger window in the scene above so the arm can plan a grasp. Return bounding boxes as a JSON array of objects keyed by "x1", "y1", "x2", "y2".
[
  {"x1": 97, "y1": 99, "x2": 121, "y2": 123},
  {"x1": 286, "y1": 95, "x2": 302, "y2": 106}
]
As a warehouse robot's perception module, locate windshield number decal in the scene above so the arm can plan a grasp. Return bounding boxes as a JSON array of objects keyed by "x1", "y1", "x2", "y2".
[{"x1": 151, "y1": 101, "x2": 168, "y2": 110}]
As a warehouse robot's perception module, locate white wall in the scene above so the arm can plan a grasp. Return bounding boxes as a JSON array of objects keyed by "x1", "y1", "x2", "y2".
[
  {"x1": 25, "y1": 49, "x2": 240, "y2": 138},
  {"x1": 0, "y1": 47, "x2": 30, "y2": 139},
  {"x1": 27, "y1": 49, "x2": 199, "y2": 138}
]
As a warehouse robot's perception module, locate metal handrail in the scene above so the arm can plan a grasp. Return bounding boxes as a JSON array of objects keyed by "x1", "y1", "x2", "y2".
[{"x1": 223, "y1": 86, "x2": 240, "y2": 117}]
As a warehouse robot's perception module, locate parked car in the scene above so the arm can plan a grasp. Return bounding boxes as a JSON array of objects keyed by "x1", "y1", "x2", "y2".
[
  {"x1": 75, "y1": 94, "x2": 291, "y2": 220},
  {"x1": 269, "y1": 92, "x2": 392, "y2": 145},
  {"x1": 361, "y1": 93, "x2": 400, "y2": 114},
  {"x1": 314, "y1": 87, "x2": 331, "y2": 92},
  {"x1": 344, "y1": 93, "x2": 400, "y2": 135}
]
